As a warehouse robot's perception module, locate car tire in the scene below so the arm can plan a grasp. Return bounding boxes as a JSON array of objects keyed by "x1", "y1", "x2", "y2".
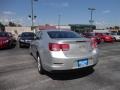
[
  {"x1": 37, "y1": 55, "x2": 45, "y2": 74},
  {"x1": 113, "y1": 37, "x2": 116, "y2": 41},
  {"x1": 8, "y1": 42, "x2": 12, "y2": 49},
  {"x1": 29, "y1": 46, "x2": 33, "y2": 56},
  {"x1": 19, "y1": 43, "x2": 23, "y2": 48},
  {"x1": 97, "y1": 41, "x2": 100, "y2": 44},
  {"x1": 12, "y1": 41, "x2": 16, "y2": 48}
]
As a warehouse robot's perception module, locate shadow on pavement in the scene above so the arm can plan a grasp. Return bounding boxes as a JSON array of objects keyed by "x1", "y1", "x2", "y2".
[
  {"x1": 46, "y1": 68, "x2": 94, "y2": 80},
  {"x1": 0, "y1": 45, "x2": 16, "y2": 50}
]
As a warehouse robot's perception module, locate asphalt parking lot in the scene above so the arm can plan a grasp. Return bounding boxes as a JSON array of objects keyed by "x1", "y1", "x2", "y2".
[{"x1": 0, "y1": 42, "x2": 120, "y2": 90}]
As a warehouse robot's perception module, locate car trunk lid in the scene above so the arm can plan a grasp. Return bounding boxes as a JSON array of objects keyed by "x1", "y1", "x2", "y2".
[{"x1": 50, "y1": 38, "x2": 92, "y2": 57}]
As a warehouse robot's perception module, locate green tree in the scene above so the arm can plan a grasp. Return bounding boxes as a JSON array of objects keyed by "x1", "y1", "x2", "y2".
[
  {"x1": 0, "y1": 22, "x2": 5, "y2": 31},
  {"x1": 114, "y1": 26, "x2": 119, "y2": 30}
]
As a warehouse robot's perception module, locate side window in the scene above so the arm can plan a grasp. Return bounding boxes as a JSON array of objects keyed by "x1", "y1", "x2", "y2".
[{"x1": 111, "y1": 33, "x2": 116, "y2": 35}]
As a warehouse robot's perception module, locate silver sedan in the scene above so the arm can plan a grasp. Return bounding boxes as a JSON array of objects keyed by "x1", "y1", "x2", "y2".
[{"x1": 30, "y1": 30, "x2": 99, "y2": 74}]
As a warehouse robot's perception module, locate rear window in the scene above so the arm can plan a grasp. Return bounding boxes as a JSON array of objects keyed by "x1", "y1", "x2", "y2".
[
  {"x1": 21, "y1": 32, "x2": 35, "y2": 37},
  {"x1": 47, "y1": 31, "x2": 81, "y2": 38},
  {"x1": 0, "y1": 32, "x2": 8, "y2": 37}
]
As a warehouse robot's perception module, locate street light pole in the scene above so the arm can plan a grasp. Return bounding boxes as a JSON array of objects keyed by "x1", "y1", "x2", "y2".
[
  {"x1": 31, "y1": 0, "x2": 34, "y2": 29},
  {"x1": 29, "y1": 0, "x2": 38, "y2": 31},
  {"x1": 88, "y1": 8, "x2": 96, "y2": 32}
]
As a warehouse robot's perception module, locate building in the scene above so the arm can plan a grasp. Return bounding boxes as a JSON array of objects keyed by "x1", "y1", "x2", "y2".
[
  {"x1": 38, "y1": 24, "x2": 96, "y2": 33},
  {"x1": 93, "y1": 29, "x2": 110, "y2": 33},
  {"x1": 38, "y1": 24, "x2": 71, "y2": 30},
  {"x1": 38, "y1": 24, "x2": 56, "y2": 30},
  {"x1": 69, "y1": 24, "x2": 96, "y2": 33},
  {"x1": 5, "y1": 26, "x2": 32, "y2": 39}
]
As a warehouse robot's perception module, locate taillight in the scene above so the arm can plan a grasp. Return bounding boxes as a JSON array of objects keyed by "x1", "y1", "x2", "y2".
[
  {"x1": 61, "y1": 44, "x2": 69, "y2": 51},
  {"x1": 49, "y1": 43, "x2": 60, "y2": 51},
  {"x1": 91, "y1": 38, "x2": 97, "y2": 49},
  {"x1": 49, "y1": 43, "x2": 69, "y2": 51}
]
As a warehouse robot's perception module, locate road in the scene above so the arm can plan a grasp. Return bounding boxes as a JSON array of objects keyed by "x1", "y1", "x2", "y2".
[{"x1": 0, "y1": 42, "x2": 120, "y2": 90}]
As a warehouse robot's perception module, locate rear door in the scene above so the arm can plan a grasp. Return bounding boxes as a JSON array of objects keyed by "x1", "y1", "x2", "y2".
[{"x1": 31, "y1": 31, "x2": 42, "y2": 58}]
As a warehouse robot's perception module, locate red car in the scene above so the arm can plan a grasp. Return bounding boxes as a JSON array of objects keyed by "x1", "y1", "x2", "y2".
[
  {"x1": 0, "y1": 32, "x2": 16, "y2": 49},
  {"x1": 95, "y1": 33, "x2": 114, "y2": 42},
  {"x1": 82, "y1": 32, "x2": 101, "y2": 44}
]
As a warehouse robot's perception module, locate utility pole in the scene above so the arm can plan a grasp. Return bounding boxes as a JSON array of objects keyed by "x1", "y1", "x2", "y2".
[{"x1": 88, "y1": 8, "x2": 96, "y2": 32}]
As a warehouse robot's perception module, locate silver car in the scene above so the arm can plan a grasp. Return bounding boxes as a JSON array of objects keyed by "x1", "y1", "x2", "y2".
[{"x1": 30, "y1": 30, "x2": 99, "y2": 74}]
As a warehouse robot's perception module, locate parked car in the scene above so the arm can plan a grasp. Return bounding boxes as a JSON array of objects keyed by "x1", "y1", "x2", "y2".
[
  {"x1": 30, "y1": 30, "x2": 99, "y2": 74},
  {"x1": 82, "y1": 32, "x2": 101, "y2": 44},
  {"x1": 0, "y1": 32, "x2": 16, "y2": 49},
  {"x1": 18, "y1": 32, "x2": 35, "y2": 48},
  {"x1": 95, "y1": 33, "x2": 114, "y2": 42},
  {"x1": 111, "y1": 32, "x2": 120, "y2": 41}
]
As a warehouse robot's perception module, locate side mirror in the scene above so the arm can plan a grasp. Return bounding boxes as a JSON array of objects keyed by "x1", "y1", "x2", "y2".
[{"x1": 18, "y1": 35, "x2": 21, "y2": 37}]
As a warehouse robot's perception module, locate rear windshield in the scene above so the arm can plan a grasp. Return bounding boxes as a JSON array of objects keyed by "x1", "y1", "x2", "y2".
[
  {"x1": 0, "y1": 32, "x2": 8, "y2": 37},
  {"x1": 21, "y1": 32, "x2": 35, "y2": 37},
  {"x1": 47, "y1": 31, "x2": 81, "y2": 38}
]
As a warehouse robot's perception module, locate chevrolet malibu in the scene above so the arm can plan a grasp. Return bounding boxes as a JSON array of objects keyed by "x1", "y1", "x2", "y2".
[{"x1": 30, "y1": 30, "x2": 99, "y2": 74}]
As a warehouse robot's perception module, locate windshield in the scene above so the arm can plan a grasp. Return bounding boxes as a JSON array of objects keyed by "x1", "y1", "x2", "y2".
[
  {"x1": 0, "y1": 32, "x2": 8, "y2": 37},
  {"x1": 21, "y1": 32, "x2": 35, "y2": 37},
  {"x1": 47, "y1": 31, "x2": 82, "y2": 39}
]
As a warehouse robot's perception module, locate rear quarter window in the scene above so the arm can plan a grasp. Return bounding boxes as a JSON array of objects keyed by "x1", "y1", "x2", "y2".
[{"x1": 47, "y1": 31, "x2": 81, "y2": 39}]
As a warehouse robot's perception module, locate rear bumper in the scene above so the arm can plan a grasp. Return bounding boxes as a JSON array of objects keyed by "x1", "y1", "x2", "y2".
[
  {"x1": 48, "y1": 58, "x2": 98, "y2": 72},
  {"x1": 44, "y1": 49, "x2": 99, "y2": 72},
  {"x1": 50, "y1": 64, "x2": 96, "y2": 73}
]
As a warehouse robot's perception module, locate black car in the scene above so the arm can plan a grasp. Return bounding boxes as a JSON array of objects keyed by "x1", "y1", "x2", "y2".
[{"x1": 18, "y1": 32, "x2": 35, "y2": 48}]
